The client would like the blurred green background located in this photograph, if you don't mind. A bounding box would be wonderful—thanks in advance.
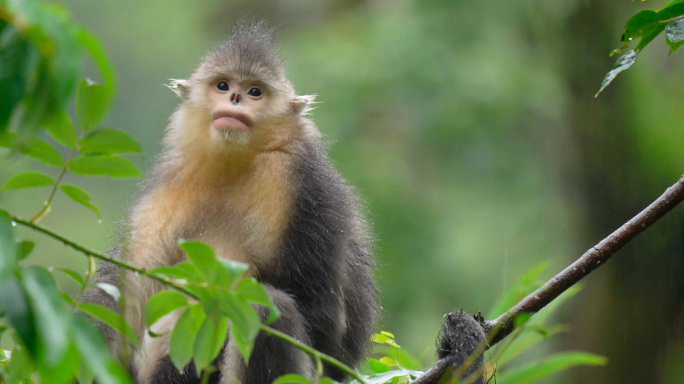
[1,0,683,383]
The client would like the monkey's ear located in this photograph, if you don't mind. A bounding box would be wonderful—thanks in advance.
[290,94,316,115]
[166,79,191,99]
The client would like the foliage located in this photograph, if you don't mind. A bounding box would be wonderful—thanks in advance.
[597,0,684,95]
[348,263,606,384]
[0,0,114,135]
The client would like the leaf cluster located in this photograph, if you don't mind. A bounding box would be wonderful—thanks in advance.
[144,240,280,374]
[597,0,684,95]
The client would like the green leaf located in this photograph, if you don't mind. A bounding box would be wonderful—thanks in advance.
[78,303,138,348]
[0,210,18,279]
[496,351,607,384]
[0,172,55,191]
[363,358,392,374]
[43,110,77,148]
[178,240,225,285]
[193,315,229,373]
[666,0,684,7]
[622,10,659,43]
[76,29,116,99]
[0,131,16,147]
[371,333,401,348]
[17,138,65,168]
[380,331,395,338]
[361,369,418,384]
[68,155,143,178]
[79,128,142,155]
[145,290,189,327]
[487,262,548,319]
[0,25,32,131]
[496,324,568,368]
[150,262,201,283]
[0,278,36,355]
[394,348,423,371]
[272,374,313,384]
[6,344,36,384]
[169,304,206,370]
[235,278,275,306]
[72,315,133,384]
[76,79,109,132]
[22,267,71,376]
[657,2,684,20]
[525,284,582,327]
[218,258,249,287]
[513,313,532,329]
[1,2,83,136]
[235,278,280,324]
[52,267,85,286]
[17,240,35,260]
[60,184,101,219]
[219,292,260,363]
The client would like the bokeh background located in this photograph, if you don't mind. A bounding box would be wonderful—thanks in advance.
[1,0,683,382]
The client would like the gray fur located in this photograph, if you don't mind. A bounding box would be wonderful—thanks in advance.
[437,310,486,383]
[202,20,287,85]
[266,140,377,380]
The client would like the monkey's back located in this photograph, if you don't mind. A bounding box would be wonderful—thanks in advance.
[268,139,377,376]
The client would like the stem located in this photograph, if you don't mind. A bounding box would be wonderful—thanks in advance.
[11,215,200,300]
[29,147,77,223]
[259,325,367,384]
[315,355,324,382]
[70,256,96,308]
[199,366,215,384]
[659,14,684,24]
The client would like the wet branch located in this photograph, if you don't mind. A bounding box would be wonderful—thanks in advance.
[414,174,684,384]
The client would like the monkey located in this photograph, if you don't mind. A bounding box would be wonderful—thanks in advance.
[83,21,377,384]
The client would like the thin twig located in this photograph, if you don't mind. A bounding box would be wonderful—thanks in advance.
[13,215,199,299]
[259,325,367,384]
[29,147,77,223]
[412,174,684,383]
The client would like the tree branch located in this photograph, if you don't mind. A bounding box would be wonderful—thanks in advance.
[414,174,684,383]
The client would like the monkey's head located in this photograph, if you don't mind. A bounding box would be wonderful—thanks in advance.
[167,21,314,151]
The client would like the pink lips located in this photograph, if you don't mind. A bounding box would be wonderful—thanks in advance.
[212,110,253,132]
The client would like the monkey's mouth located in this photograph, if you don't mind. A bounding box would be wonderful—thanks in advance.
[212,110,253,132]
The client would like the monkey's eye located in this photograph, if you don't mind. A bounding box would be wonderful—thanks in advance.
[247,87,263,98]
[216,81,230,92]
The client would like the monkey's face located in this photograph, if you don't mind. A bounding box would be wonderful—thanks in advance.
[204,77,272,145]
[168,65,307,153]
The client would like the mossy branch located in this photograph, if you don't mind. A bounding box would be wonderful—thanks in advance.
[413,174,684,384]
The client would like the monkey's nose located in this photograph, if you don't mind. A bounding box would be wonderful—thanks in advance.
[230,93,241,104]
